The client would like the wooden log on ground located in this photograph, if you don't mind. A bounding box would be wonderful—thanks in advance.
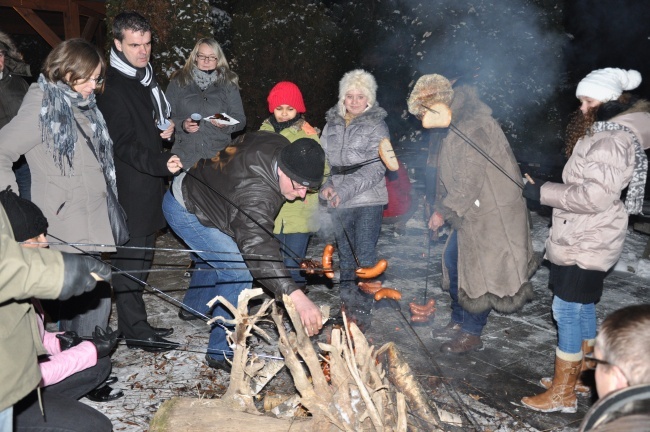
[149,397,311,432]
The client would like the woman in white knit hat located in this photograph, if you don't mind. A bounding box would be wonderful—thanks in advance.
[319,69,389,331]
[521,68,650,413]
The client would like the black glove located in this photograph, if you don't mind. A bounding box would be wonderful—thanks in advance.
[91,325,119,358]
[522,177,546,202]
[59,254,112,301]
[57,331,83,351]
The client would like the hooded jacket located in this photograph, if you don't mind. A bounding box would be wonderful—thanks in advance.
[320,104,389,208]
[0,205,65,411]
[541,99,650,271]
[181,131,298,298]
[435,86,536,314]
[0,65,29,129]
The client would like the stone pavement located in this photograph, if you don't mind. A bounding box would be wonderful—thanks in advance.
[84,197,649,431]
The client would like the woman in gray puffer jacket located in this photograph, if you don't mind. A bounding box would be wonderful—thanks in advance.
[320,69,389,329]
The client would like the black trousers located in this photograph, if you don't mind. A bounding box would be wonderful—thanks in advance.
[14,357,112,431]
[111,232,157,339]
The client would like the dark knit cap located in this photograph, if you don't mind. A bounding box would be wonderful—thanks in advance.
[277,138,325,189]
[0,187,48,242]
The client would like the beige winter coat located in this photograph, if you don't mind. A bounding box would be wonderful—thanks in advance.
[436,86,537,314]
[541,101,650,271]
[0,205,64,411]
[0,84,114,253]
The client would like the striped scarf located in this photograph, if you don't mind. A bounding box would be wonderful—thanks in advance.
[109,45,171,128]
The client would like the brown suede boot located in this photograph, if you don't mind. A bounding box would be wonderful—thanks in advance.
[539,340,594,395]
[521,352,581,413]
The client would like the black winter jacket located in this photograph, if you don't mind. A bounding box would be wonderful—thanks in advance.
[182,131,297,298]
[97,67,173,237]
[0,67,29,129]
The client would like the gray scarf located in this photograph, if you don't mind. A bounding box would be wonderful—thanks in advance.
[191,68,218,91]
[591,121,648,215]
[37,74,117,195]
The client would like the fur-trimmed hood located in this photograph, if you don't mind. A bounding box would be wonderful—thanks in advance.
[0,31,31,77]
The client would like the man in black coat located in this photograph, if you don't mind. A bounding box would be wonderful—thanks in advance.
[97,11,183,352]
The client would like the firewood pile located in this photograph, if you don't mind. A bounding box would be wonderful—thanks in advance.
[150,289,441,431]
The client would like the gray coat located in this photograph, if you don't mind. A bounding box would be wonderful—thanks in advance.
[0,84,114,253]
[320,104,389,208]
[166,78,246,167]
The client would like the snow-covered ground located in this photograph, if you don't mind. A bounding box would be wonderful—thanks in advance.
[70,205,650,431]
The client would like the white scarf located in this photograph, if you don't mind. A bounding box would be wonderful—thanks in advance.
[109,46,171,128]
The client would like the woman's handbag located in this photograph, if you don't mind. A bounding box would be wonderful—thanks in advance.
[75,122,130,245]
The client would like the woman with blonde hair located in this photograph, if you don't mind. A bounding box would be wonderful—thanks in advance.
[166,37,246,167]
[0,38,116,337]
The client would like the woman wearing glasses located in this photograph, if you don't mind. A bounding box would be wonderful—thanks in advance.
[166,38,246,167]
[0,38,115,336]
[319,69,389,331]
[166,38,246,323]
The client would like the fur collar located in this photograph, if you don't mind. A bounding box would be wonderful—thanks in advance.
[325,103,387,125]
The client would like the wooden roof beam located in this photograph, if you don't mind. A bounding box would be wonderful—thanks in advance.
[0,0,69,12]
[13,7,62,47]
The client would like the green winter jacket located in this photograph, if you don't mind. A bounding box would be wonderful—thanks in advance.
[259,117,323,234]
[0,205,65,411]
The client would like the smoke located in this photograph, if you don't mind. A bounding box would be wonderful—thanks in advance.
[369,0,570,154]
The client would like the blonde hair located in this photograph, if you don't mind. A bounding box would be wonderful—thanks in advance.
[41,38,105,92]
[172,38,239,88]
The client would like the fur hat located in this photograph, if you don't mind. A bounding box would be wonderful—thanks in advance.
[407,74,454,118]
[267,81,306,113]
[576,68,642,103]
[277,138,325,189]
[0,31,31,77]
[0,187,48,242]
[337,69,377,117]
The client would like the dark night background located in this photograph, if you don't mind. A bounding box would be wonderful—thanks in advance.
[4,0,650,177]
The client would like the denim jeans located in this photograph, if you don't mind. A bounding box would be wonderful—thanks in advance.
[276,230,310,286]
[162,190,251,360]
[552,296,597,354]
[13,156,31,200]
[333,205,383,310]
[446,230,491,336]
[0,407,12,432]
[182,254,218,316]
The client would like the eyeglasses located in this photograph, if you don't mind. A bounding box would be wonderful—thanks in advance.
[584,352,611,367]
[196,54,218,62]
[291,179,318,194]
[88,76,105,85]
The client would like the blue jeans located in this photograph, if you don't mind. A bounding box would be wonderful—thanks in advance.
[333,205,383,310]
[13,156,31,200]
[162,191,251,360]
[0,406,12,432]
[276,230,310,286]
[446,231,491,336]
[552,296,597,354]
[182,254,218,316]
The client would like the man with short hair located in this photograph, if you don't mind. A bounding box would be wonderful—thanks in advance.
[97,11,183,352]
[579,304,650,431]
[162,132,325,371]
